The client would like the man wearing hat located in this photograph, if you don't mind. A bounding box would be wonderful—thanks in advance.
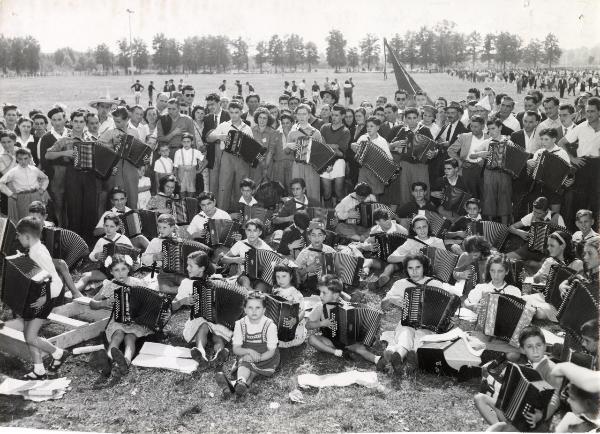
[320,90,337,107]
[89,97,117,137]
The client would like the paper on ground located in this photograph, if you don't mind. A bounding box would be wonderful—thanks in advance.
[298,370,379,388]
[0,377,70,402]
[138,342,193,358]
[132,354,198,374]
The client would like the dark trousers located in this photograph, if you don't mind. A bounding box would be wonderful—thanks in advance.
[461,164,483,199]
[65,167,98,243]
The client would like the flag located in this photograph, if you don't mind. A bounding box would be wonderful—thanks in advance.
[384,38,433,105]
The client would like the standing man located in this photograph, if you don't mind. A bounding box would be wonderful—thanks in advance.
[156,92,169,115]
[537,97,561,132]
[320,104,351,207]
[299,79,306,100]
[433,101,468,186]
[495,96,520,135]
[148,81,156,106]
[218,80,227,97]
[89,97,117,137]
[156,98,194,159]
[29,113,48,167]
[181,85,195,116]
[510,111,541,218]
[558,76,567,99]
[85,113,100,141]
[130,80,144,105]
[242,94,260,127]
[207,101,253,210]
[128,105,148,143]
[203,93,231,195]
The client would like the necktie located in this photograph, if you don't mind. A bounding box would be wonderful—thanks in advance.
[446,123,452,141]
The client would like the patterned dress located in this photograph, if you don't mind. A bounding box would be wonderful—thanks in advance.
[102,277,152,341]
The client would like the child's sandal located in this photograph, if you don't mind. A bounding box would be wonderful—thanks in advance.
[215,371,234,398]
[234,379,248,397]
[110,348,129,376]
[48,350,71,373]
[23,371,47,380]
[212,348,230,366]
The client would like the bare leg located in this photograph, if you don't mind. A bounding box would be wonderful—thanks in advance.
[123,334,136,363]
[347,343,377,363]
[474,393,501,425]
[107,330,125,357]
[24,319,59,355]
[194,324,209,353]
[308,334,338,355]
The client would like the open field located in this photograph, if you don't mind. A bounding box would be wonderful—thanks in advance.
[0,71,571,115]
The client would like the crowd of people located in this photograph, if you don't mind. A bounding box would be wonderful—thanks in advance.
[1,74,599,431]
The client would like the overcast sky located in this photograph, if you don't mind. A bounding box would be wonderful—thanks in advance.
[0,0,598,53]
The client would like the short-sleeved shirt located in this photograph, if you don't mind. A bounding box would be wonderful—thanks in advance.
[173,278,195,303]
[187,209,231,236]
[335,194,376,221]
[565,120,600,157]
[228,239,273,258]
[213,120,253,138]
[232,316,278,350]
[520,211,565,228]
[295,244,336,277]
[174,148,203,167]
[29,240,62,298]
[369,220,408,236]
[153,157,174,174]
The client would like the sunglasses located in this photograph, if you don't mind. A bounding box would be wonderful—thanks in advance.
[185,94,195,97]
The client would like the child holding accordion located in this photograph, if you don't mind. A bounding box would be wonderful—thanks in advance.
[272,264,306,348]
[90,254,150,378]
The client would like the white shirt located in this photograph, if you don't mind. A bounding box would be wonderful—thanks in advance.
[465,282,522,309]
[173,148,203,167]
[213,120,253,138]
[153,156,174,174]
[89,233,133,261]
[369,220,408,236]
[0,164,48,196]
[239,196,258,206]
[96,206,132,230]
[129,121,149,143]
[357,134,392,159]
[565,120,600,157]
[538,116,561,132]
[97,116,115,137]
[16,135,35,148]
[532,145,570,165]
[232,316,278,350]
[523,128,540,154]
[442,121,459,141]
[520,211,565,228]
[466,134,487,163]
[28,240,62,298]
[502,114,521,132]
[187,209,231,236]
[228,238,273,257]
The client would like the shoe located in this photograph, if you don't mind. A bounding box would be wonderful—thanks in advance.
[378,275,390,288]
[215,371,234,399]
[234,379,248,397]
[110,348,129,376]
[405,351,418,375]
[48,349,71,372]
[390,352,404,375]
[191,348,209,370]
[23,371,47,380]
[212,348,230,366]
[376,356,388,372]
[100,351,112,378]
[341,349,354,361]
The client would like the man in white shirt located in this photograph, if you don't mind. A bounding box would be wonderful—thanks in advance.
[207,101,254,211]
[128,105,148,143]
[537,97,561,132]
[89,97,117,137]
[187,192,232,240]
[496,96,521,134]
[557,104,576,139]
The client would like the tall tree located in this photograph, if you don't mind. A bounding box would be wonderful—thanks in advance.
[207,36,230,72]
[284,34,305,71]
[53,47,76,68]
[495,32,521,70]
[152,33,169,72]
[22,36,40,73]
[400,31,418,70]
[450,32,467,66]
[389,33,404,58]
[466,31,481,70]
[0,35,10,73]
[523,39,543,68]
[255,40,268,73]
[347,47,359,72]
[116,38,130,72]
[132,38,149,71]
[165,38,181,73]
[182,36,201,73]
[94,43,113,72]
[481,33,496,67]
[543,33,562,68]
[268,34,285,73]
[326,29,346,72]
[231,37,249,71]
[359,33,380,71]
[304,41,319,72]
[416,26,435,68]
[433,20,456,68]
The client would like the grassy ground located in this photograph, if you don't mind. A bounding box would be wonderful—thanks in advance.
[0,70,572,116]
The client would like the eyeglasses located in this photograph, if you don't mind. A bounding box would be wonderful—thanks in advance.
[185,94,195,97]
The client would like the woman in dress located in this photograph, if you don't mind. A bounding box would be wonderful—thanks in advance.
[250,107,278,183]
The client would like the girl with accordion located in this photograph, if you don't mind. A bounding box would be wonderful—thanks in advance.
[380,252,461,376]
[90,254,150,378]
[387,215,445,265]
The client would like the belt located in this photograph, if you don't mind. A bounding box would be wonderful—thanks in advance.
[16,189,39,195]
[462,161,481,169]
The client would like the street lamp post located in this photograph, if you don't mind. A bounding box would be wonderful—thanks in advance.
[126,8,134,74]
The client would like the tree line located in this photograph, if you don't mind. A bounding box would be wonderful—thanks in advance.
[0,23,565,75]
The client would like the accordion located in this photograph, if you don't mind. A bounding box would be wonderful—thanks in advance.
[322,302,382,347]
[495,363,555,432]
[420,246,459,283]
[41,227,62,260]
[333,251,364,287]
[557,279,599,346]
[205,219,242,247]
[294,135,336,173]
[239,205,273,234]
[531,151,571,192]
[372,232,407,260]
[354,140,400,185]
[265,294,300,342]
[112,284,173,332]
[45,227,89,270]
[0,216,17,256]
[396,132,437,164]
[167,197,199,225]
[102,243,141,263]
[118,210,143,238]
[528,222,569,254]
[544,264,577,310]
[138,209,160,240]
[1,254,52,320]
[190,278,248,330]
[465,220,510,250]
[245,249,286,286]
[486,140,529,177]
[306,207,338,231]
[411,211,451,238]
[224,130,266,168]
[440,185,471,214]
[117,134,153,168]
[73,141,120,179]
[476,293,535,347]
[162,238,211,274]
[402,284,461,333]
[357,202,400,228]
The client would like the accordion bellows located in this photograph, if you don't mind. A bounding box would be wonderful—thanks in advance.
[357,202,401,228]
[73,141,120,179]
[476,293,535,347]
[225,130,266,168]
[42,227,90,270]
[245,249,286,286]
[531,151,571,192]
[557,279,599,346]
[372,232,408,260]
[420,247,459,283]
[354,140,400,185]
[295,136,337,173]
[112,285,173,332]
[465,221,510,250]
[162,238,211,274]
[322,302,382,347]
[190,279,248,330]
[118,134,153,168]
[401,285,460,333]
[528,222,570,254]
[544,264,576,310]
[205,219,242,247]
[0,217,17,256]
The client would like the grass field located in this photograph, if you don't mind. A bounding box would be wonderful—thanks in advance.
[0,70,571,116]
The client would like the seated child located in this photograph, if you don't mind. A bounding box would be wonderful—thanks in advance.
[187,191,233,240]
[0,148,49,223]
[334,182,377,241]
[172,251,229,370]
[95,187,149,251]
[27,200,55,228]
[430,157,469,220]
[554,383,600,432]
[271,264,306,348]
[387,215,446,265]
[445,198,483,244]
[295,221,337,293]
[452,235,493,298]
[572,209,598,258]
[215,291,280,400]
[380,252,461,375]
[137,165,151,210]
[524,231,583,321]
[474,326,561,432]
[395,182,438,229]
[153,143,174,188]
[90,254,150,378]
[277,211,310,259]
[464,254,522,310]
[231,178,258,221]
[76,212,134,293]
[306,275,386,369]
[146,175,179,214]
[174,132,205,198]
[272,177,318,229]
[222,218,273,292]
[14,217,70,379]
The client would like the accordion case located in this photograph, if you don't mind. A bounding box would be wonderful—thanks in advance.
[354,140,400,185]
[402,285,460,333]
[1,254,53,320]
[295,136,337,174]
[531,151,571,192]
[476,293,535,347]
[118,134,153,168]
[557,279,599,346]
[265,294,300,342]
[162,238,211,274]
[417,339,482,380]
[225,130,266,168]
[190,278,248,330]
[420,247,459,283]
[486,140,529,178]
[322,302,382,347]
[495,363,555,432]
[112,284,173,332]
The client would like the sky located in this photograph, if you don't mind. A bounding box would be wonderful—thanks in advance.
[0,0,598,53]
